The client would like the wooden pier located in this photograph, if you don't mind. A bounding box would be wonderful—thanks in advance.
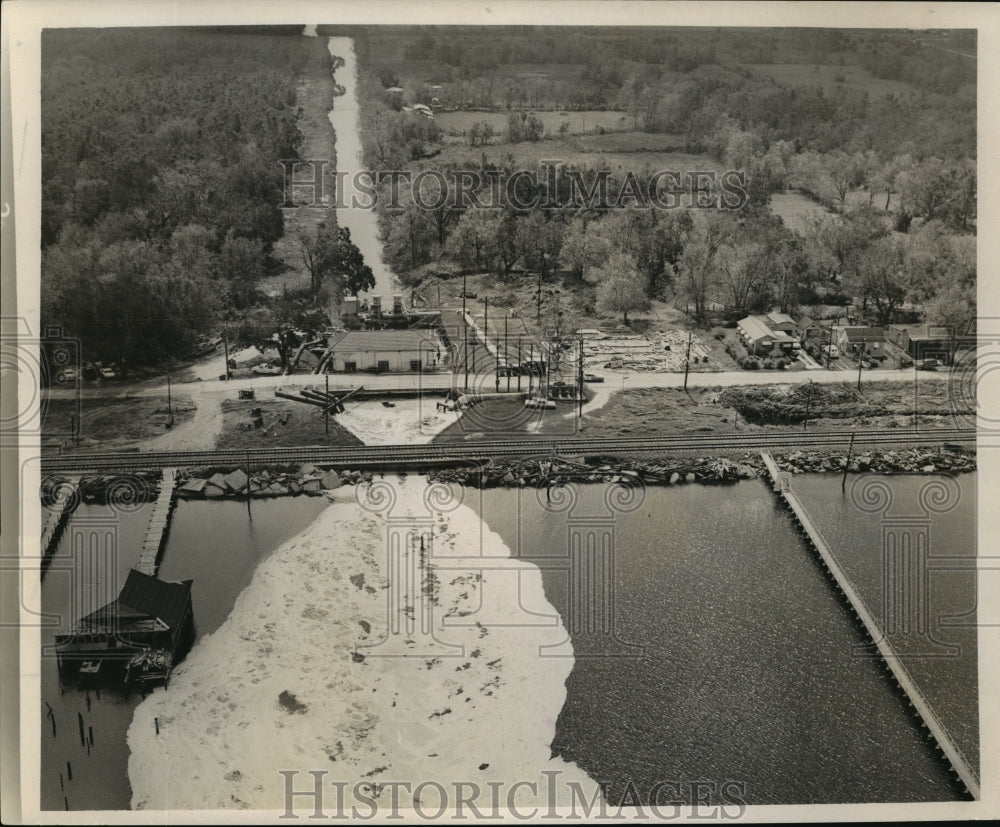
[760,452,979,800]
[41,483,77,557]
[135,468,177,576]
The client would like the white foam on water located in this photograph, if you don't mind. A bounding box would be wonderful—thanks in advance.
[336,399,459,445]
[127,476,600,813]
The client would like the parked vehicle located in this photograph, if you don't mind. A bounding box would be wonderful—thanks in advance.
[99,367,116,379]
[56,368,77,383]
[821,344,840,358]
[583,373,604,383]
[251,363,282,376]
[917,358,939,371]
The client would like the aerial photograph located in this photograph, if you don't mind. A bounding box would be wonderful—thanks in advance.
[20,9,984,820]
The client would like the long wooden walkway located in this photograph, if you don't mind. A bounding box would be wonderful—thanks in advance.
[760,452,979,800]
[41,484,77,556]
[135,468,177,576]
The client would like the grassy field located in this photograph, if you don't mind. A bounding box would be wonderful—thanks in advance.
[43,396,195,450]
[215,399,363,449]
[436,109,631,139]
[769,192,835,234]
[573,131,689,153]
[414,136,725,176]
[743,62,916,99]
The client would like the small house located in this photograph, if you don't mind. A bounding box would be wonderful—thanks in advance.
[737,315,800,355]
[886,324,976,365]
[832,326,886,357]
[764,310,797,334]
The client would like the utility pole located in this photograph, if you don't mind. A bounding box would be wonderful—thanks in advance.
[464,330,469,392]
[857,339,865,391]
[804,380,813,431]
[827,324,835,369]
[517,336,522,392]
[841,427,856,492]
[325,374,330,435]
[504,315,510,392]
[484,296,489,349]
[223,333,230,381]
[537,268,542,324]
[529,342,534,396]
[462,272,467,320]
[245,450,252,519]
[578,336,584,420]
[913,363,918,432]
[683,330,692,392]
[166,369,172,418]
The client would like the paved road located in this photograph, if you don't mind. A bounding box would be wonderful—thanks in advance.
[44,365,951,401]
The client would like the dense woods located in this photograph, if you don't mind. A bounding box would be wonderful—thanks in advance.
[41,28,310,372]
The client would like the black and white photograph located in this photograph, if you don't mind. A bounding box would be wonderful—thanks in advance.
[2,1,997,822]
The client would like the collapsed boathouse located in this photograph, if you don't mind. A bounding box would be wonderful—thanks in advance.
[54,569,193,685]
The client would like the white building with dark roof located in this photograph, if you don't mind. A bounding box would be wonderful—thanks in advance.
[326,330,443,373]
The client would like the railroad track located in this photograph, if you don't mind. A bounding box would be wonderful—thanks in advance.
[39,428,977,472]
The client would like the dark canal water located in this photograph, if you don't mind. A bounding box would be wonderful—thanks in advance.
[39,497,327,811]
[40,474,976,809]
[463,474,977,804]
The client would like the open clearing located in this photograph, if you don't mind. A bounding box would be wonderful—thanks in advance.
[215,399,363,449]
[742,62,916,99]
[436,109,631,139]
[43,396,195,451]
[413,137,725,175]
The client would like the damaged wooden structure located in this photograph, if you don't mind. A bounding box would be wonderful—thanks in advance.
[54,569,193,686]
[274,385,363,414]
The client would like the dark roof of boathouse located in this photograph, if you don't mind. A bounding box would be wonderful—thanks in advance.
[77,569,192,633]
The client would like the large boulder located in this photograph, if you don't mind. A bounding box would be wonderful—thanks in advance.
[321,471,342,489]
[224,469,248,492]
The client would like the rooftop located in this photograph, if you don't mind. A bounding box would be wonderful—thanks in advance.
[75,570,192,633]
[329,330,440,351]
[765,310,796,327]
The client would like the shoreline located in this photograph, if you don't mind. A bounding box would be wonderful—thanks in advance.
[126,476,600,811]
[42,444,976,507]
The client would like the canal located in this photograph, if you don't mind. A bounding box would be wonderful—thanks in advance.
[39,473,976,809]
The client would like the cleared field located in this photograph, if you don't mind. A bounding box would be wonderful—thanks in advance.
[770,190,898,235]
[215,399,363,450]
[415,137,725,176]
[574,131,688,153]
[43,396,195,450]
[743,62,916,99]
[436,109,630,138]
[769,192,834,234]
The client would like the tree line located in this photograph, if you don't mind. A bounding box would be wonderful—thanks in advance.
[41,28,315,373]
